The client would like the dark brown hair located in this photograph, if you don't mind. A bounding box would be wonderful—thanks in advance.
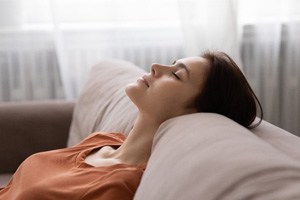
[195,51,263,128]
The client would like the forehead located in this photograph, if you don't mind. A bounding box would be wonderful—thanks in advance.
[179,56,208,68]
[178,56,210,82]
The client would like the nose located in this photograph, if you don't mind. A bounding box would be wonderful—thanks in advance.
[151,63,170,77]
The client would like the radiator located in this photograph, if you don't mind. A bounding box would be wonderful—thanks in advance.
[0,32,64,101]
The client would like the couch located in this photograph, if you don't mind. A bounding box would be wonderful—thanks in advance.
[1,59,300,199]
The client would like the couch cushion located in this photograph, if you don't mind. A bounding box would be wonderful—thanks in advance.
[134,113,300,200]
[68,60,145,147]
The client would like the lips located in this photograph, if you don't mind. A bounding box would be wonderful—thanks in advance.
[142,75,150,87]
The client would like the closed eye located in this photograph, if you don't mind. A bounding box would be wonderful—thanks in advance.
[172,72,180,80]
[172,60,190,80]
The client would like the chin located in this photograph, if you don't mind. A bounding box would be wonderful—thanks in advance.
[125,83,147,110]
[125,82,135,95]
[125,83,139,104]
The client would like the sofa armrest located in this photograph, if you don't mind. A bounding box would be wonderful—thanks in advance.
[0,100,75,173]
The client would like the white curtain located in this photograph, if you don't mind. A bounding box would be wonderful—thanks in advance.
[178,0,241,66]
[238,0,300,134]
[0,0,299,134]
[49,0,185,99]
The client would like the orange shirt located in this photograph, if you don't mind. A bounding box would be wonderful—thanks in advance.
[0,132,146,200]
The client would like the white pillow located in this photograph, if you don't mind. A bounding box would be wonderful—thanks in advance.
[134,113,300,200]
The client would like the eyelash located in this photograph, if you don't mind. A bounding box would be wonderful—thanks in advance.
[172,72,180,80]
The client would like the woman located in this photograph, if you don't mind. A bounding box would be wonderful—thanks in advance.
[0,51,263,200]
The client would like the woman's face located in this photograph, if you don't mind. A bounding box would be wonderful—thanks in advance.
[126,56,211,122]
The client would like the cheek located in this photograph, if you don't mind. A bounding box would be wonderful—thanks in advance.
[149,82,178,99]
[175,86,200,107]
[152,85,197,107]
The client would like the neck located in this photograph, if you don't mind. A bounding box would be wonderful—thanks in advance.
[113,113,161,165]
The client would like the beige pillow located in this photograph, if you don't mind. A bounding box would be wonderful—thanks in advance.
[134,113,300,200]
[67,59,145,147]
[251,120,300,162]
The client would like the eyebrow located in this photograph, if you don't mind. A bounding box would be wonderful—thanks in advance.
[172,60,190,79]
